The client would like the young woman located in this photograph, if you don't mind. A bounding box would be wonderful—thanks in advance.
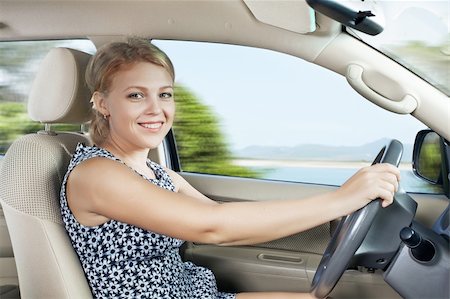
[60,38,400,299]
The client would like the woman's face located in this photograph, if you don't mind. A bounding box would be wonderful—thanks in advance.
[98,61,175,150]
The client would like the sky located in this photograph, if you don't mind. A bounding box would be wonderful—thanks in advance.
[151,1,448,150]
[153,40,427,150]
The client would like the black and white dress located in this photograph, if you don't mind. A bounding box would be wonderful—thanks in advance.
[60,143,236,299]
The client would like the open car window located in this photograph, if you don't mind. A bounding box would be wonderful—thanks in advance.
[153,40,440,194]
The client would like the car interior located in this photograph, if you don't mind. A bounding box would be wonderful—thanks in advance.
[0,1,449,298]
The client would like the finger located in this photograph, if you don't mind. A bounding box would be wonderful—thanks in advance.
[379,178,397,207]
[382,179,396,195]
[378,188,395,208]
[380,163,401,181]
[369,164,401,184]
[371,162,400,174]
[380,173,399,192]
[370,162,399,173]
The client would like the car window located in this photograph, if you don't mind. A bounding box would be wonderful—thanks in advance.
[351,2,449,96]
[154,40,441,194]
[0,39,96,154]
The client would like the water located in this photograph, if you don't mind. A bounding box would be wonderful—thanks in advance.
[250,166,442,194]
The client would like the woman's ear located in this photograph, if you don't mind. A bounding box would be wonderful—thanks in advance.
[91,91,110,116]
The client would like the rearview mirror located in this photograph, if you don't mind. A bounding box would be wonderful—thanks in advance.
[306,0,384,35]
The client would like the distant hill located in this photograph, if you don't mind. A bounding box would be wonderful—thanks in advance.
[235,139,413,162]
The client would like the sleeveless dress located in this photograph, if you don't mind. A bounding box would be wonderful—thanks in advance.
[60,143,236,299]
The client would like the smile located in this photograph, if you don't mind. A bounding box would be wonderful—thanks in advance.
[139,122,163,129]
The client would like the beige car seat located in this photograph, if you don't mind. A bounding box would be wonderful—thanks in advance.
[0,48,94,298]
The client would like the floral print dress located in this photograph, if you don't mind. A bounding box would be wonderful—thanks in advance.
[60,144,235,299]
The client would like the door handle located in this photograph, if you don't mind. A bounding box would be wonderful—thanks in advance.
[346,64,418,114]
[258,253,303,264]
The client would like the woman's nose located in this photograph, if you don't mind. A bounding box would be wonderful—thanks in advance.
[144,96,162,114]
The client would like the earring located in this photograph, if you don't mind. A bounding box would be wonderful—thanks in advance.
[103,114,108,120]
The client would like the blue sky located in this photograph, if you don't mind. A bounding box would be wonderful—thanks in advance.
[154,40,427,150]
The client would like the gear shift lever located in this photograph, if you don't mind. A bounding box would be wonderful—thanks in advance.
[400,227,435,262]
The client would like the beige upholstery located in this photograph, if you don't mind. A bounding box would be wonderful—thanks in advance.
[28,48,92,124]
[0,191,19,298]
[0,48,94,298]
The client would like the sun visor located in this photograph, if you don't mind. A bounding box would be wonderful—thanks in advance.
[243,0,316,34]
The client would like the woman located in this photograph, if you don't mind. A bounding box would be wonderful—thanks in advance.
[60,38,400,299]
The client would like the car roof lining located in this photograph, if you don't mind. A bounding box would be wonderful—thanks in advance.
[0,0,339,61]
[243,0,317,34]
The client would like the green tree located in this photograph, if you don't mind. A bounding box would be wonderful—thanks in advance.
[0,41,258,178]
[173,85,260,178]
[418,139,441,181]
[0,102,42,152]
[0,101,82,154]
[389,38,450,95]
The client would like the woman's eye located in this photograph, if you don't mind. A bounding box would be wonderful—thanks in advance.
[160,92,173,99]
[128,92,144,100]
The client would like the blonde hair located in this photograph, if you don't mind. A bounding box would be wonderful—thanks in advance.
[85,38,175,145]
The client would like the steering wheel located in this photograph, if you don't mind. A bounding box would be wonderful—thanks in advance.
[310,140,403,298]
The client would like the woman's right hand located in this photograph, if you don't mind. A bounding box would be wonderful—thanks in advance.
[334,163,401,214]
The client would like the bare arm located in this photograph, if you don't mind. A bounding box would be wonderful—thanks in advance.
[67,158,399,246]
[165,167,212,202]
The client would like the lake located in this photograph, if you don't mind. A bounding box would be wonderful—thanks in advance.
[234,159,441,194]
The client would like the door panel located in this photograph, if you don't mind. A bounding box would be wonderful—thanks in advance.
[183,244,314,292]
[409,194,449,228]
[180,172,447,298]
[181,172,335,202]
[184,243,401,298]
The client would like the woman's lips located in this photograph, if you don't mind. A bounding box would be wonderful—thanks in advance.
[138,122,163,130]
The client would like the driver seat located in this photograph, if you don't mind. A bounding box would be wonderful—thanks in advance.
[0,47,94,298]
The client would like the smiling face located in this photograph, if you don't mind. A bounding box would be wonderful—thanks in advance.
[93,62,175,151]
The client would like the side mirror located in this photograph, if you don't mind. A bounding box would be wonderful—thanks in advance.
[413,130,450,197]
[413,130,442,184]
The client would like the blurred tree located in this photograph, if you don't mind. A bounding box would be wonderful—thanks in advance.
[0,41,257,178]
[389,38,450,95]
[418,139,442,181]
[0,101,90,153]
[0,41,88,153]
[0,42,54,102]
[173,85,260,178]
[0,102,42,152]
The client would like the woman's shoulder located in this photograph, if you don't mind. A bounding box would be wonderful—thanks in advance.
[70,143,126,171]
[67,143,120,171]
[72,143,116,162]
[64,146,139,228]
[66,148,146,209]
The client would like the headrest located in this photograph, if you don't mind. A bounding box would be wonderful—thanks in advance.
[28,48,93,124]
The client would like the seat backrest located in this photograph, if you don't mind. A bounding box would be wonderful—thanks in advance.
[0,47,94,298]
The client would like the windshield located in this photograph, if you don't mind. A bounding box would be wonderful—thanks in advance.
[349,1,449,96]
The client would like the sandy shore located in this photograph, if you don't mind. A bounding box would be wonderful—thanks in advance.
[233,159,412,170]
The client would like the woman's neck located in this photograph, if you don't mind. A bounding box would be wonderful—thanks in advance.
[100,138,151,172]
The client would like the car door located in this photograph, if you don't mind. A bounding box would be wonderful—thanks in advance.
[153,39,449,298]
